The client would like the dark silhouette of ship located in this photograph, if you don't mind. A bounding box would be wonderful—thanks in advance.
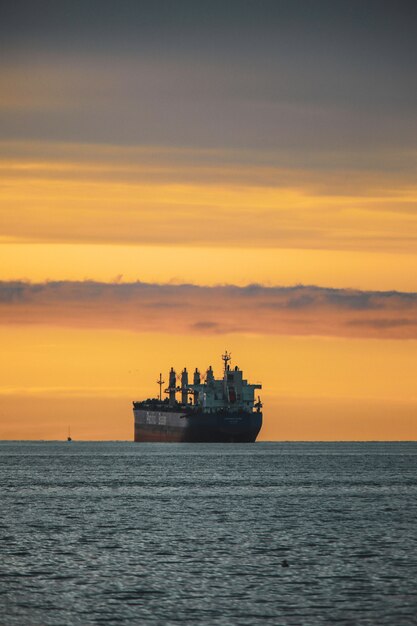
[133,352,262,442]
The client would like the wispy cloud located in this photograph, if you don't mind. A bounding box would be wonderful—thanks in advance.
[1,280,416,339]
[1,141,416,252]
[1,0,415,151]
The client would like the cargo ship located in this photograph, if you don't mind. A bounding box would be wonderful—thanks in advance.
[133,352,262,442]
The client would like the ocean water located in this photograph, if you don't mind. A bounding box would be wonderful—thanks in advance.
[1,442,416,625]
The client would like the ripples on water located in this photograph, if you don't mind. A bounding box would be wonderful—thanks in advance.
[1,442,416,625]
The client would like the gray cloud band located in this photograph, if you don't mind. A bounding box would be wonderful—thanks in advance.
[1,281,416,339]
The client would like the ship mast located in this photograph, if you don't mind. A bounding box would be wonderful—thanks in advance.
[222,350,231,373]
[156,373,165,401]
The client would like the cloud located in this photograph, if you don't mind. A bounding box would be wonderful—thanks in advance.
[1,280,416,339]
[192,321,220,331]
[1,141,416,253]
[1,1,416,152]
[347,318,416,329]
[1,52,415,152]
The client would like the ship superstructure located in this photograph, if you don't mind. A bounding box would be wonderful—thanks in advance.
[133,352,262,442]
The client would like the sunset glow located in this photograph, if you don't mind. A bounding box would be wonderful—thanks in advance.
[1,1,416,440]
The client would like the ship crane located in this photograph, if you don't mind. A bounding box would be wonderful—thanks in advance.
[164,367,177,406]
[156,373,165,401]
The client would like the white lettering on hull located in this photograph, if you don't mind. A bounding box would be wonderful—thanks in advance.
[145,411,168,426]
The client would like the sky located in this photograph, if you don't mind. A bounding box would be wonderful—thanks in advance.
[0,0,416,440]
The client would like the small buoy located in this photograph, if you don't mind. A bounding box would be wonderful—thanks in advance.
[281,559,289,567]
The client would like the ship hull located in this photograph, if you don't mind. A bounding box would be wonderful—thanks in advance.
[134,408,262,443]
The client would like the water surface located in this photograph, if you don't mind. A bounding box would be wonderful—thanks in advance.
[1,442,416,625]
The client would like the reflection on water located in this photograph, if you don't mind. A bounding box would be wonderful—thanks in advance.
[1,442,416,625]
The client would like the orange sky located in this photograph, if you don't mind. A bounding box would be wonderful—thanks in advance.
[0,142,416,439]
[1,328,416,440]
[1,3,416,440]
